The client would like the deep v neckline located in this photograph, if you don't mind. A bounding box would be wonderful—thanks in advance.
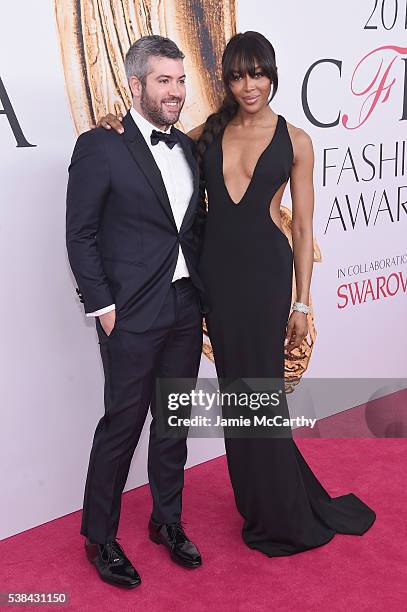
[220,114,281,206]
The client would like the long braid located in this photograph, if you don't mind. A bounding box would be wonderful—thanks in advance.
[195,97,238,223]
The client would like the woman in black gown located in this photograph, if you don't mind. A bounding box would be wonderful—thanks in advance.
[98,31,375,557]
[192,31,375,556]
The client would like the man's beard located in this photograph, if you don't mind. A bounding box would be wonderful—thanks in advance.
[140,87,183,127]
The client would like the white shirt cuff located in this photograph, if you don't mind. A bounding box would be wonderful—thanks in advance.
[86,304,116,317]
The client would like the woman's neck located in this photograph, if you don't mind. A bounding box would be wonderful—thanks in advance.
[233,105,277,128]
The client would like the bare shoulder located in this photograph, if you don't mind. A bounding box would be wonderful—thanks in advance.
[287,121,314,163]
[187,123,205,142]
[285,121,314,160]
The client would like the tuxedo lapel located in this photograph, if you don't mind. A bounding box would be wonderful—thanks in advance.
[121,112,176,228]
[174,129,200,233]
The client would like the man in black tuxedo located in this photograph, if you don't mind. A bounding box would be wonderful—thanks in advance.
[66,35,205,588]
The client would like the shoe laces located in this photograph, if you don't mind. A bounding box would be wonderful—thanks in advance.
[167,521,188,545]
[103,538,125,564]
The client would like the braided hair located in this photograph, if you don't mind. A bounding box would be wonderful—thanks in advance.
[196,31,279,219]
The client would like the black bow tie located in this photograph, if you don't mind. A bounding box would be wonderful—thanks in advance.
[150,128,178,149]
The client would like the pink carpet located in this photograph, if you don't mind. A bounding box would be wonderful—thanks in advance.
[2,439,406,611]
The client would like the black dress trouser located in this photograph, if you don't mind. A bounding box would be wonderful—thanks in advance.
[80,279,203,545]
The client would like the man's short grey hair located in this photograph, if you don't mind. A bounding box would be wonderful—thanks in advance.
[124,35,185,84]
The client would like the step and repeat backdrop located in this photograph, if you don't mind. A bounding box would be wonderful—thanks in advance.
[0,1,406,538]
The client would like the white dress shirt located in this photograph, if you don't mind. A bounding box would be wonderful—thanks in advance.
[87,107,194,317]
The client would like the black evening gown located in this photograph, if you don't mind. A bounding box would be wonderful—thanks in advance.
[199,115,375,556]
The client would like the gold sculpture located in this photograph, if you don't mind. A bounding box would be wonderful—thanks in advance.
[55,0,320,381]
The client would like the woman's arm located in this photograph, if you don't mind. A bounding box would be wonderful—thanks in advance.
[284,126,315,352]
[290,127,315,306]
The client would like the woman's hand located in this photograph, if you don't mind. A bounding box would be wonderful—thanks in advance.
[97,113,124,134]
[284,310,308,352]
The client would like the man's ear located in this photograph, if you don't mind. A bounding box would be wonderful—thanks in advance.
[129,75,142,98]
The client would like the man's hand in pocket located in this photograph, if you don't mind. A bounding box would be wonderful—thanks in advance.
[100,310,116,336]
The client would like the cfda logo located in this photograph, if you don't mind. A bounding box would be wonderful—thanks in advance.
[302,45,407,130]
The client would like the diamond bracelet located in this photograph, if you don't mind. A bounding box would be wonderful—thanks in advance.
[292,301,310,314]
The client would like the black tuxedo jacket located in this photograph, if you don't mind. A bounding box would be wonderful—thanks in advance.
[66,112,206,333]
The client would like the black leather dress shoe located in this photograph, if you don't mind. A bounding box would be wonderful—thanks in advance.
[148,519,202,568]
[85,538,141,588]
